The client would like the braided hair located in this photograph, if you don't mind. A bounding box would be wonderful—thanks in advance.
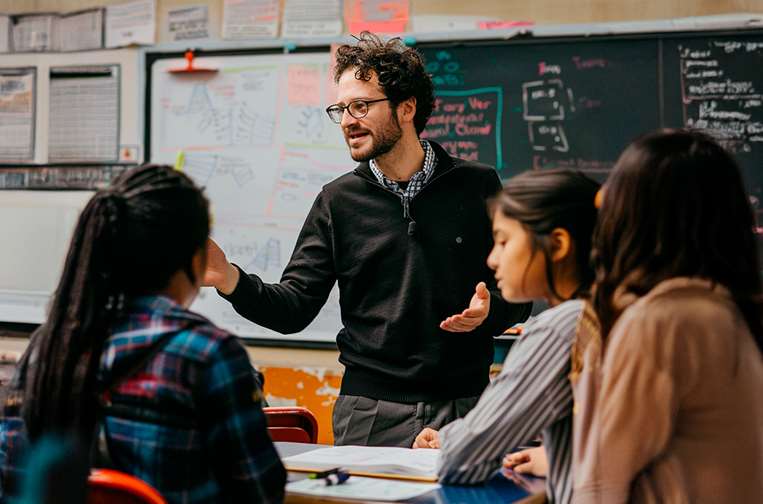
[22,164,210,444]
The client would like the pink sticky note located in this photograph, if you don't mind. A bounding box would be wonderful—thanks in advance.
[288,65,322,106]
[345,0,409,34]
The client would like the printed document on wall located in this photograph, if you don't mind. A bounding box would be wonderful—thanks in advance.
[0,68,35,161]
[0,16,10,52]
[283,0,342,38]
[106,0,156,48]
[165,5,209,41]
[12,15,56,52]
[48,65,120,162]
[56,9,103,51]
[223,0,279,39]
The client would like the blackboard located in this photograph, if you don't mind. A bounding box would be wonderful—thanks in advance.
[417,30,763,219]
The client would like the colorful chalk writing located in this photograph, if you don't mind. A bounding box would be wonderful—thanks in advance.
[421,87,504,169]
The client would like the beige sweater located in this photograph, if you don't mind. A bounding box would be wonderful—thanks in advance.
[572,278,763,503]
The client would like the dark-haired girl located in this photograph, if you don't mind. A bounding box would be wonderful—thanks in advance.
[413,169,600,504]
[0,165,286,503]
[572,130,763,503]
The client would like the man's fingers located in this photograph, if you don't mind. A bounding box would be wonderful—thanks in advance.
[441,320,474,332]
[460,308,487,318]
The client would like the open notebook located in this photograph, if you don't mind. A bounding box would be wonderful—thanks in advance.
[282,445,441,482]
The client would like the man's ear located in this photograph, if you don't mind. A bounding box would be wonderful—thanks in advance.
[397,96,417,125]
[549,228,572,263]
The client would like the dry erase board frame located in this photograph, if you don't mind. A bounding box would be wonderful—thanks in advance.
[144,45,346,349]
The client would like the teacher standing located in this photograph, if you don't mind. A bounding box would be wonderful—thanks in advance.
[204,32,530,447]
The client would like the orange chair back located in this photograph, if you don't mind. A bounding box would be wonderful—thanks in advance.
[88,469,166,504]
[263,406,319,443]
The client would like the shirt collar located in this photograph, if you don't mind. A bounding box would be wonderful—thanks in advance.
[369,140,436,186]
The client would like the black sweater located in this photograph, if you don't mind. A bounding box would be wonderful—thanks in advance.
[223,142,531,402]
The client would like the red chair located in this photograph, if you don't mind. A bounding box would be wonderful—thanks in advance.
[263,406,319,443]
[88,469,166,504]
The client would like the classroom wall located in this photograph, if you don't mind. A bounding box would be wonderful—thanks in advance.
[2,0,762,31]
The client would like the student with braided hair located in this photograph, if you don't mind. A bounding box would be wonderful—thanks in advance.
[0,165,286,503]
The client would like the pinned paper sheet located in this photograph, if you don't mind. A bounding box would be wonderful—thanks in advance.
[0,16,9,52]
[344,0,409,34]
[0,69,36,161]
[288,64,322,106]
[165,4,209,42]
[12,15,56,52]
[56,9,104,51]
[283,0,342,38]
[106,0,156,48]
[222,0,280,40]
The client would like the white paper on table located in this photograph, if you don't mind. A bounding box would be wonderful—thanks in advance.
[106,0,156,48]
[165,4,209,42]
[56,9,103,51]
[48,65,119,162]
[222,0,280,40]
[11,15,56,52]
[282,0,341,38]
[287,476,439,501]
[0,69,35,161]
[0,16,10,53]
[283,445,440,478]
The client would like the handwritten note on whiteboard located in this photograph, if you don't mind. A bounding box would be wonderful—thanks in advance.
[288,64,322,106]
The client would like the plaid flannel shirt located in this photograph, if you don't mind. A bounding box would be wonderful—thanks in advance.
[369,140,436,219]
[0,295,285,504]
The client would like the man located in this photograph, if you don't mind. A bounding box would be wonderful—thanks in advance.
[204,32,531,447]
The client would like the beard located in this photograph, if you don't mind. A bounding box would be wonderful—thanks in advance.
[345,113,403,162]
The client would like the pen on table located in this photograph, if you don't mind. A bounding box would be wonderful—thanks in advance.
[308,467,340,479]
[322,471,350,486]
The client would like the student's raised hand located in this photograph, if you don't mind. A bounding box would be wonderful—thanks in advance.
[203,238,240,295]
[440,282,491,332]
[412,428,441,449]
[503,446,548,477]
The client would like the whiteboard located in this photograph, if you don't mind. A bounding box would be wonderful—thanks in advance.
[0,191,92,323]
[150,51,350,343]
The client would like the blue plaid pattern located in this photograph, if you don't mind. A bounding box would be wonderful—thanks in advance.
[370,140,436,219]
[0,296,286,504]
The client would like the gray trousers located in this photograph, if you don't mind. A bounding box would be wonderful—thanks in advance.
[332,394,480,448]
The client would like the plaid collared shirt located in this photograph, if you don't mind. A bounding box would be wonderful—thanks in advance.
[370,140,436,219]
[0,296,285,504]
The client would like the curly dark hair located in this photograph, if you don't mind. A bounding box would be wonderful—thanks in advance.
[334,32,434,135]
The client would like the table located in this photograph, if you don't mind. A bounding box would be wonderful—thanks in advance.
[276,442,545,503]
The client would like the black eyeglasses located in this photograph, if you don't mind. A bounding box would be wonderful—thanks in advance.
[325,98,389,124]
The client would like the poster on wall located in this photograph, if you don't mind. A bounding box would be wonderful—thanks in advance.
[0,68,35,162]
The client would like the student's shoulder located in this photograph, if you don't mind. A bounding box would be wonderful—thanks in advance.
[523,299,584,341]
[165,309,247,363]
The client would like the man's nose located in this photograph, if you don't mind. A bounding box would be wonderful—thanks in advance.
[340,108,358,128]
